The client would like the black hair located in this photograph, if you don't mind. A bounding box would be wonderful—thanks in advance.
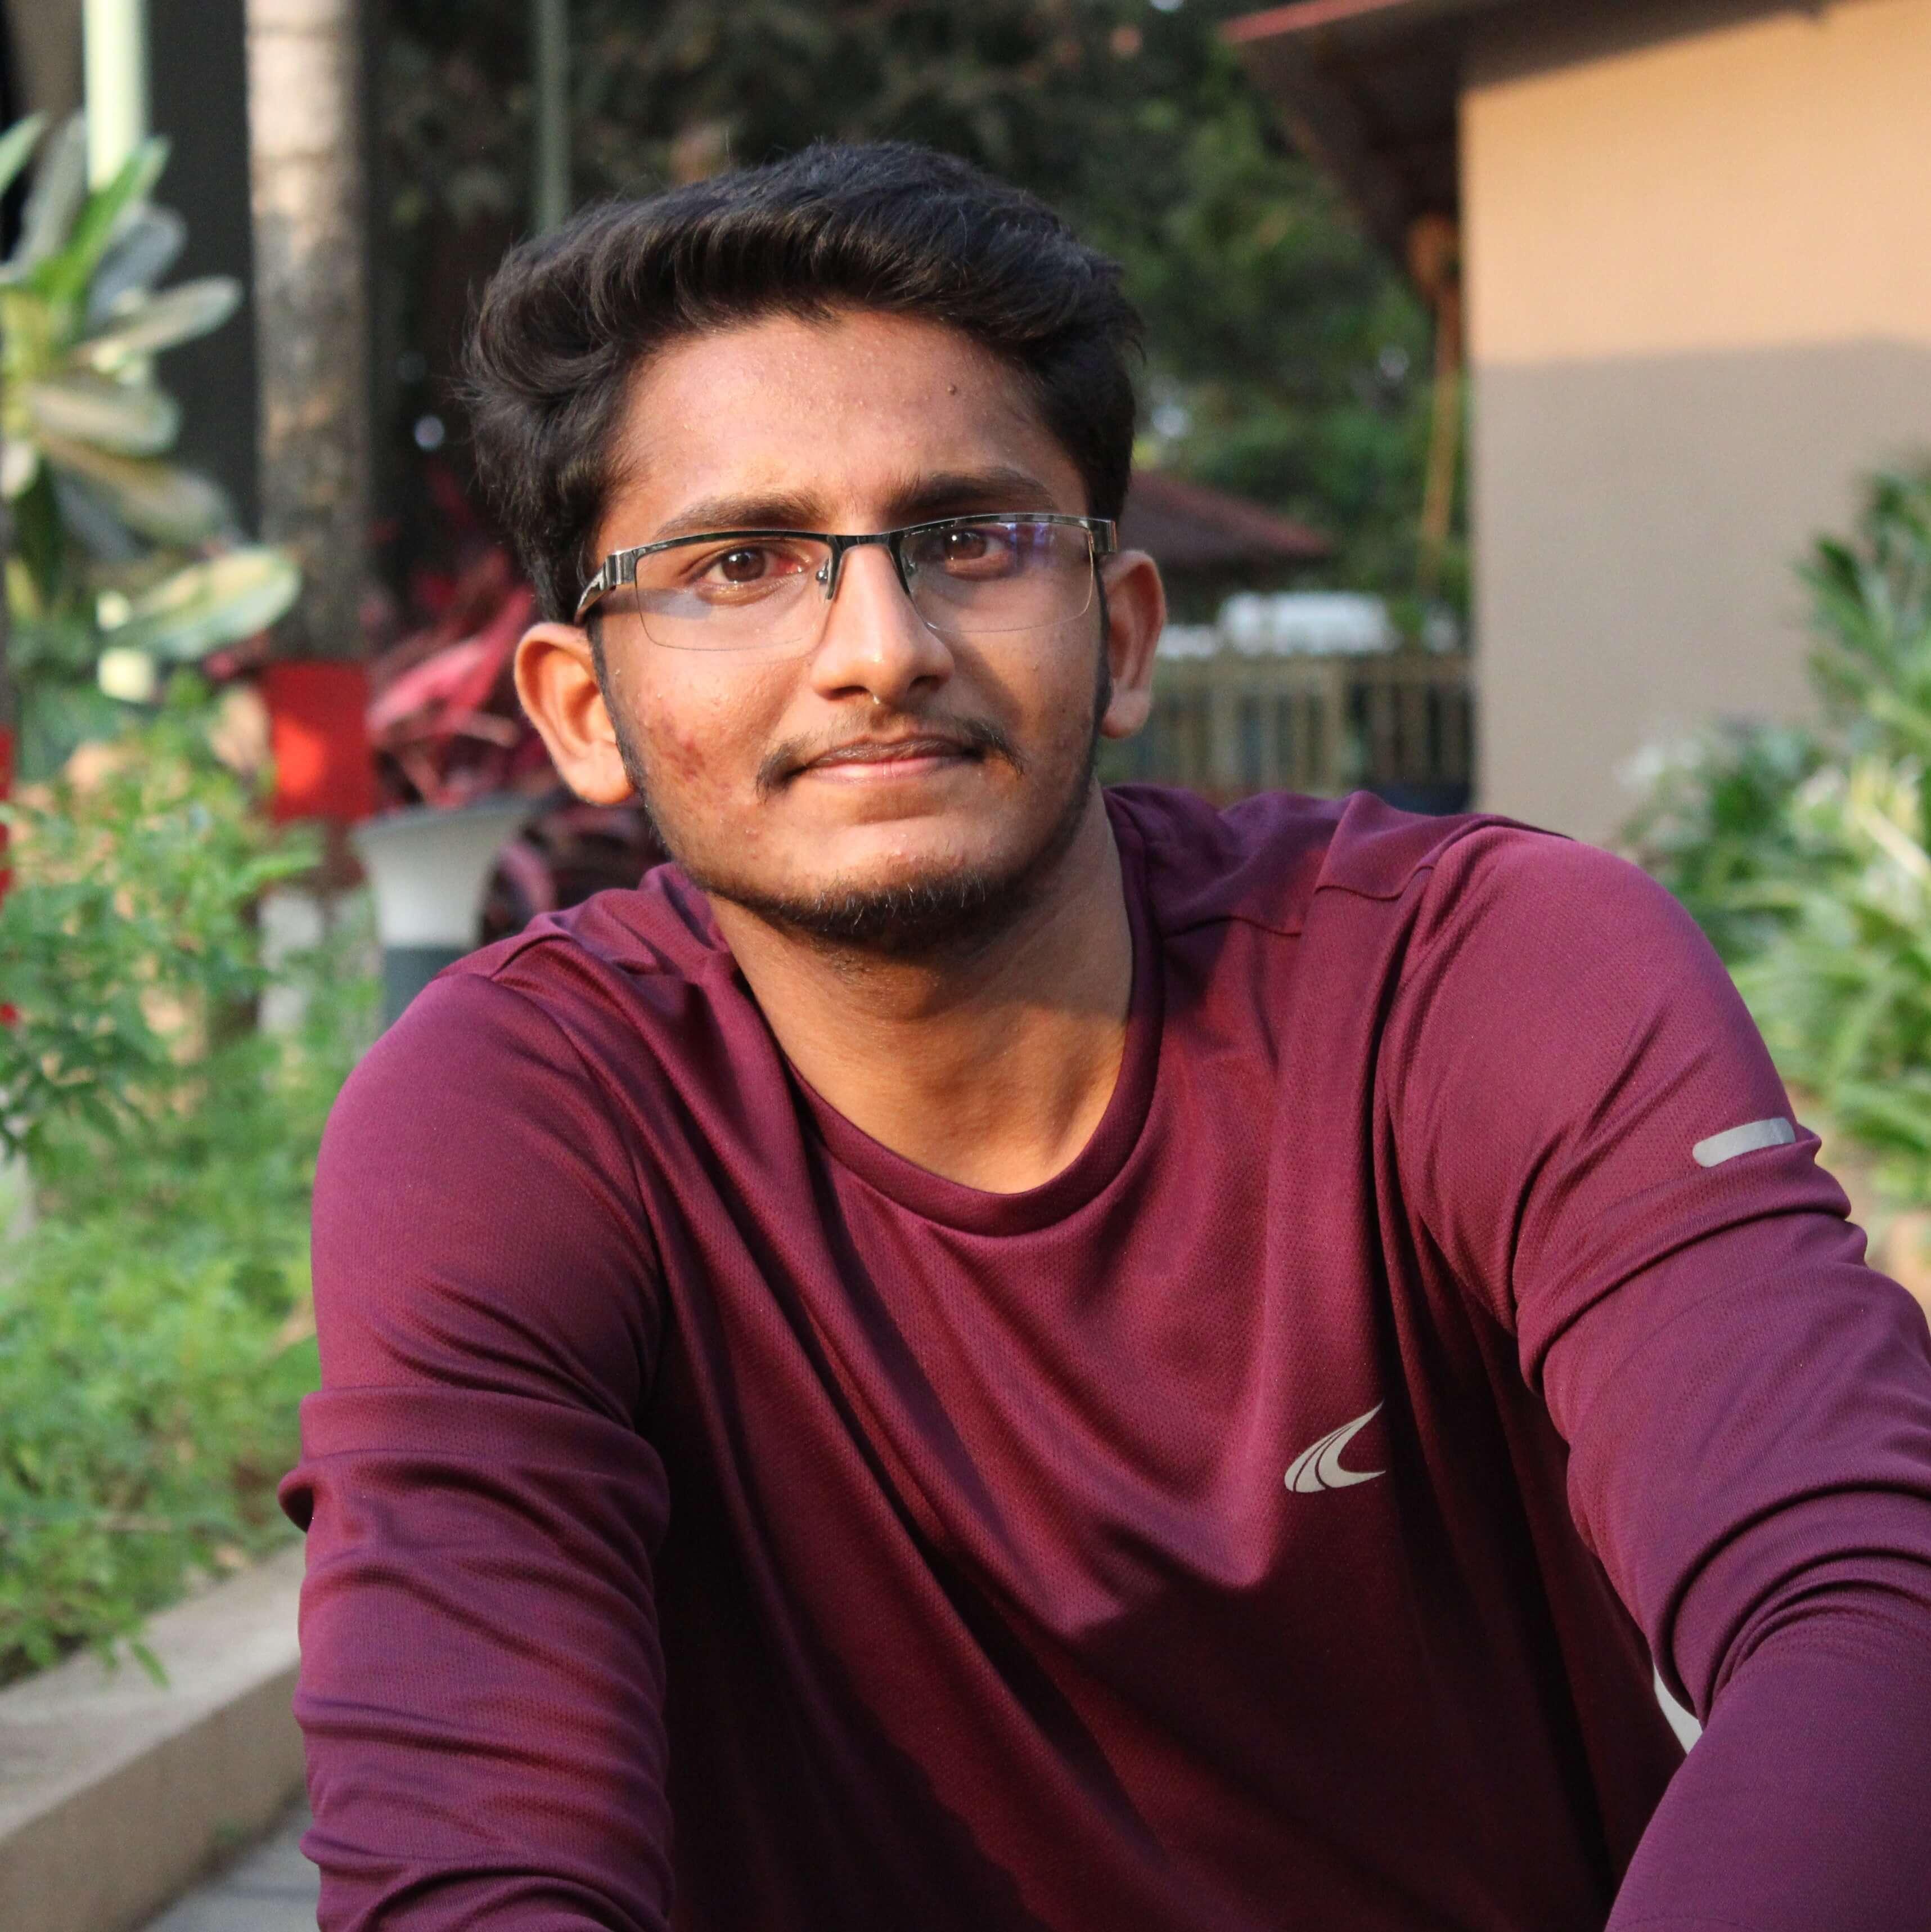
[463,141,1142,623]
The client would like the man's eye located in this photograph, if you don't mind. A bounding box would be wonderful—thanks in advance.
[714,547,771,584]
[935,527,1019,572]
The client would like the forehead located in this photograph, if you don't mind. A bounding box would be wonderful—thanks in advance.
[600,309,1086,543]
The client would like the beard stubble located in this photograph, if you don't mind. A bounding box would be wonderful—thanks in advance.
[604,631,1113,964]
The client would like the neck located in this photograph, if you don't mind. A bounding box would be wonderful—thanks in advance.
[708,792,1135,1193]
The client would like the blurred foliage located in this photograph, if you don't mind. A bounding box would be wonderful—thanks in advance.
[0,683,317,1164]
[1622,466,1931,1201]
[377,0,1442,602]
[1735,757,1931,1200]
[0,1218,323,1686]
[0,695,373,1682]
[1619,722,1825,964]
[1805,468,1931,760]
[1,115,299,779]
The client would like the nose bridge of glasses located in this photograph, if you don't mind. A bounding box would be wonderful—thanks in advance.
[820,531,913,604]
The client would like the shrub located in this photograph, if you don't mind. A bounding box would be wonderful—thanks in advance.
[0,693,371,1681]
[1618,721,1824,964]
[0,1211,322,1682]
[1734,757,1931,1201]
[1621,465,1931,1204]
[0,683,319,1166]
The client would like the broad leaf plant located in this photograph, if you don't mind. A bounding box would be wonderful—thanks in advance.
[0,114,300,778]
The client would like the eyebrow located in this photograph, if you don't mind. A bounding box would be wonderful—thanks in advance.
[643,465,1066,543]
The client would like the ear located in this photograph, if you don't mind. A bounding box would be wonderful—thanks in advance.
[1097,549,1165,741]
[514,621,637,805]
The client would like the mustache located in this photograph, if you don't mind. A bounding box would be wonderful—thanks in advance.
[755,714,1025,796]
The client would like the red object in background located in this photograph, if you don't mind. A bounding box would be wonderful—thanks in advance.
[365,549,551,812]
[366,573,536,810]
[264,660,377,824]
[362,546,665,923]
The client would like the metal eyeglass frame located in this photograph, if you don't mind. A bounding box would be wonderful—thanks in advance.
[573,511,1118,627]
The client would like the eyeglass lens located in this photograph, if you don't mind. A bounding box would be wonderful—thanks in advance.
[614,519,1097,654]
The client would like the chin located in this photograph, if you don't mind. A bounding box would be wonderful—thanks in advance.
[651,752,1103,961]
[689,830,1063,961]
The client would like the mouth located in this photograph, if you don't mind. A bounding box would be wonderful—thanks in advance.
[800,734,983,780]
[760,718,1021,794]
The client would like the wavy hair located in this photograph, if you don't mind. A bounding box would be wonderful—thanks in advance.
[464,141,1141,623]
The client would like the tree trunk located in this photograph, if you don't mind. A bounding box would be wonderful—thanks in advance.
[244,0,370,659]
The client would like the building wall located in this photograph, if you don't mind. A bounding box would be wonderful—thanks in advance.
[1462,0,1931,842]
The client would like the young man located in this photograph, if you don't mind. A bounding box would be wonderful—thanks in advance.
[282,145,1931,1930]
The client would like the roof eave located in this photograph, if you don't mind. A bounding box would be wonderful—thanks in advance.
[1225,0,1527,267]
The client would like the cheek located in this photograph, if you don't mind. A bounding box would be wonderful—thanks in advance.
[630,660,790,800]
[1019,630,1108,753]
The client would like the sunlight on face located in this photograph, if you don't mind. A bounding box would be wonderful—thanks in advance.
[587,310,1123,948]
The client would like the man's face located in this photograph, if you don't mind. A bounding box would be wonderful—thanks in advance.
[516,309,1162,955]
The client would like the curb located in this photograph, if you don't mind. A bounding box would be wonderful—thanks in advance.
[0,1543,307,1932]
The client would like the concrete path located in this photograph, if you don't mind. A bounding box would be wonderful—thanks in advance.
[138,1801,316,1932]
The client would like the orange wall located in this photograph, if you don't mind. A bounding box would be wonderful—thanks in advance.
[1461,0,1931,841]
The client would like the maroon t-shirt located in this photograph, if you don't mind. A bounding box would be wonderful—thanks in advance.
[283,787,1931,1931]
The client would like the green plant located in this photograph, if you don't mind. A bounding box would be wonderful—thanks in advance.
[1804,468,1931,769]
[0,695,373,1682]
[1618,721,1824,963]
[1622,466,1931,1201]
[0,114,300,778]
[0,1209,323,1684]
[0,681,319,1165]
[1735,756,1931,1199]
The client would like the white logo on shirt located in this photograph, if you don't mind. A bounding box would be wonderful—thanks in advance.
[1285,1404,1386,1493]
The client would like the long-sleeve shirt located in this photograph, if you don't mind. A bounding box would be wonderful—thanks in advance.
[281,785,1931,1930]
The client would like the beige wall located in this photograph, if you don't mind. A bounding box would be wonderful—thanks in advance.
[1462,0,1931,842]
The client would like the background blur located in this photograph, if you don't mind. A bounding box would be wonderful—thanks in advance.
[1,7,1928,1929]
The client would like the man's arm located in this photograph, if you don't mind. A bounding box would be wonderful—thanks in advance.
[1386,829,1931,1931]
[279,969,674,1932]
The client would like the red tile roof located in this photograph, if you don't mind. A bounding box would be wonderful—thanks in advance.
[1119,470,1330,572]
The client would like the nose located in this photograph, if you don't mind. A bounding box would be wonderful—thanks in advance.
[807,540,953,708]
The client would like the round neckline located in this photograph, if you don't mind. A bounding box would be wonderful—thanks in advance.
[787,801,1164,1235]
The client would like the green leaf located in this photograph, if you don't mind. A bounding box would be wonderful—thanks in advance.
[37,137,171,308]
[78,277,241,369]
[85,206,187,318]
[26,375,181,455]
[126,1638,168,1688]
[0,114,47,204]
[15,677,128,781]
[39,436,231,544]
[110,549,303,662]
[13,115,87,268]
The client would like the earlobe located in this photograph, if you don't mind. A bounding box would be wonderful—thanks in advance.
[1098,551,1164,742]
[514,622,637,804]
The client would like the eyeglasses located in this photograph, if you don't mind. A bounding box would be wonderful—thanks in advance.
[575,513,1117,656]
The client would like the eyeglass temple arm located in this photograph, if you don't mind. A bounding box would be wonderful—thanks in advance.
[573,568,605,624]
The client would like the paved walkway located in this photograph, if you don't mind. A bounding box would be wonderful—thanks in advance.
[139,1801,317,1931]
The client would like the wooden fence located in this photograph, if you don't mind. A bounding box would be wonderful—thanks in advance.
[1103,650,1474,806]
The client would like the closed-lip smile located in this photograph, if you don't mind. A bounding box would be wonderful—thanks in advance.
[796,734,982,779]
